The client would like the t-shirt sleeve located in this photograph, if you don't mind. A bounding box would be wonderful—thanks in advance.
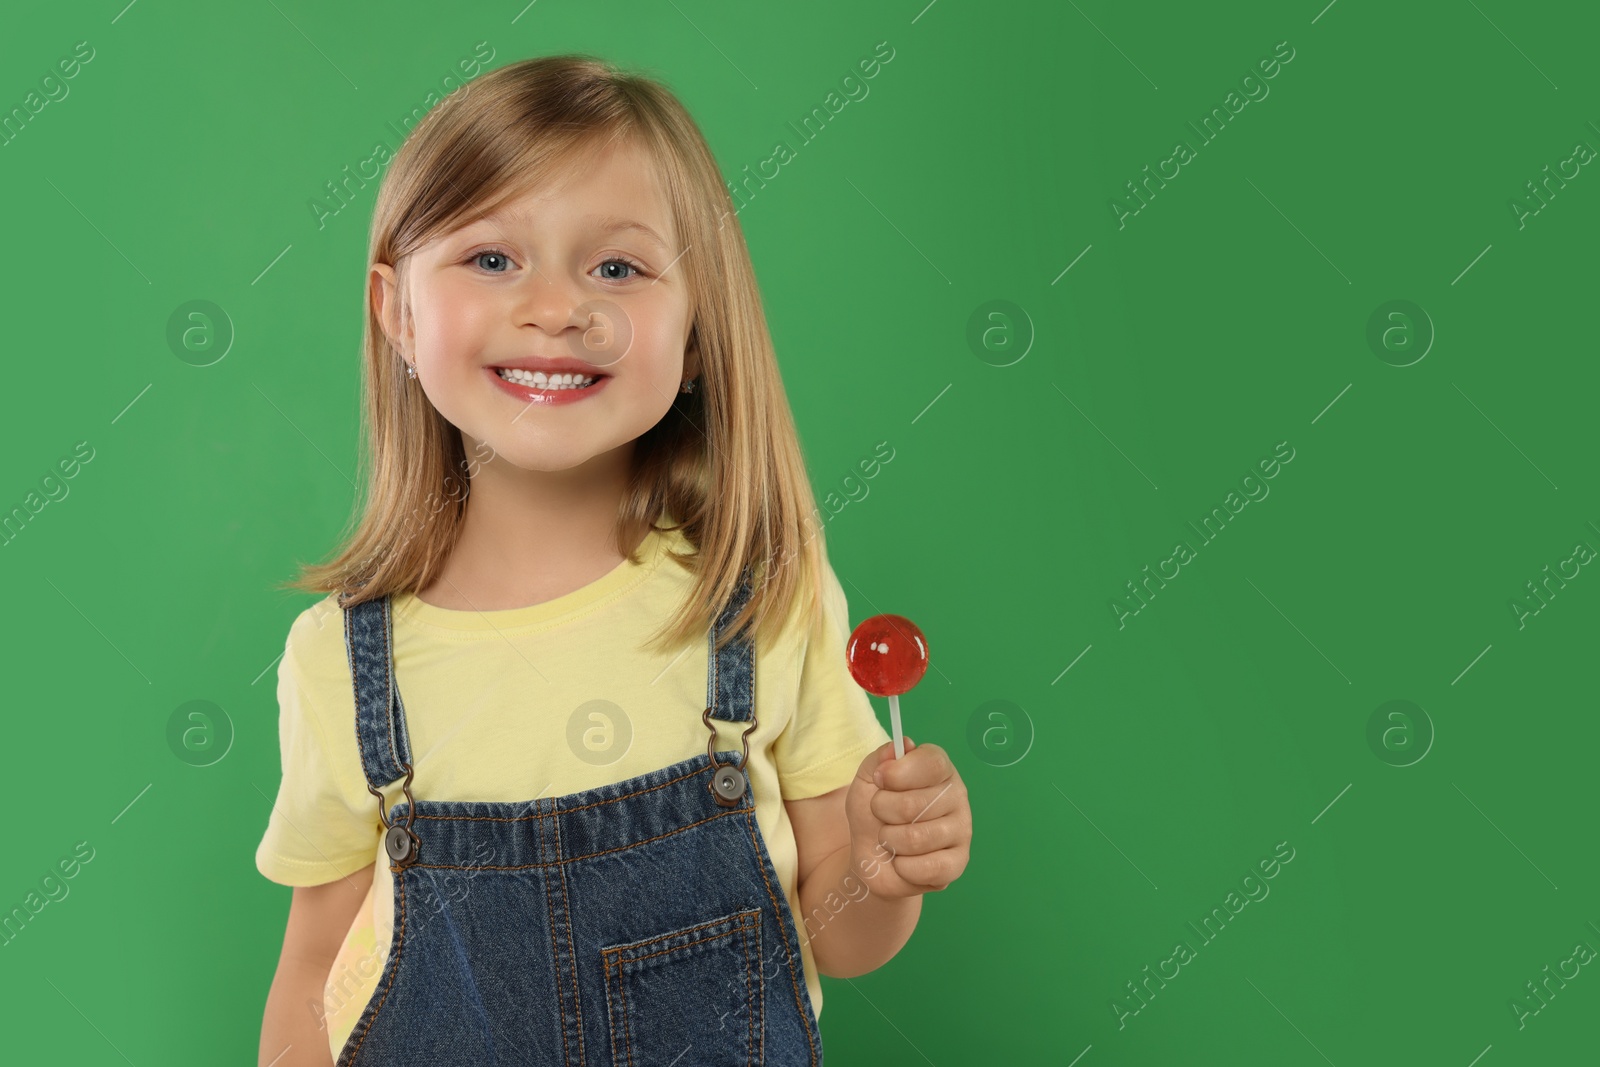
[773,556,893,801]
[254,602,381,887]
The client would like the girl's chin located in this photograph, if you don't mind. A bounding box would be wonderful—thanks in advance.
[473,435,640,476]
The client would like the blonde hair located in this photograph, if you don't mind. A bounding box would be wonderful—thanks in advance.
[281,53,826,657]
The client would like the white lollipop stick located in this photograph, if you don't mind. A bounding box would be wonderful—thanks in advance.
[889,693,905,759]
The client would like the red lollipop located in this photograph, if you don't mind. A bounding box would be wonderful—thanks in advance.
[847,614,928,758]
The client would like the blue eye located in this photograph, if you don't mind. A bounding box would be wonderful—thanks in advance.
[595,257,647,281]
[471,249,514,273]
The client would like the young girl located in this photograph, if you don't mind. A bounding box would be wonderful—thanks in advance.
[256,53,972,1067]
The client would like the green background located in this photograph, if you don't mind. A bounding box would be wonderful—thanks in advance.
[2,0,1595,1063]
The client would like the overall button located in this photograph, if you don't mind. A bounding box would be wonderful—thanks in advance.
[385,824,418,865]
[711,764,747,804]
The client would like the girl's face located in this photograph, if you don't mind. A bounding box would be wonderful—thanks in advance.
[370,137,696,475]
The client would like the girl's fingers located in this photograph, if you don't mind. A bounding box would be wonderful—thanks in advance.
[873,812,966,858]
[884,847,966,892]
[859,739,902,782]
[874,740,952,792]
[868,778,963,827]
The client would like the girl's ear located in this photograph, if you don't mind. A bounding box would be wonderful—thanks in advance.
[370,263,408,355]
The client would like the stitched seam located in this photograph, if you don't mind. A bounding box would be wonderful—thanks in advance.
[711,617,721,719]
[343,865,407,1063]
[607,911,755,953]
[345,605,367,794]
[756,913,766,1067]
[403,764,723,825]
[781,740,884,791]
[604,956,623,1067]
[404,763,712,820]
[380,596,403,773]
[387,594,417,766]
[553,809,585,1065]
[393,540,670,639]
[738,910,754,1067]
[744,809,810,1065]
[614,925,741,966]
[540,801,572,1067]
[260,849,374,870]
[619,952,636,1067]
[400,808,743,869]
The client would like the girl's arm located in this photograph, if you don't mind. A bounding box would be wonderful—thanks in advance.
[259,863,374,1067]
[789,779,922,978]
[787,737,973,977]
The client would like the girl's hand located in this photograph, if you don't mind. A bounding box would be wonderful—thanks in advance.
[845,738,972,899]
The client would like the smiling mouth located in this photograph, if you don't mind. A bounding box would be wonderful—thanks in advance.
[492,367,607,391]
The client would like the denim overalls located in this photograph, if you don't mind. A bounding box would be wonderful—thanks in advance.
[333,577,825,1066]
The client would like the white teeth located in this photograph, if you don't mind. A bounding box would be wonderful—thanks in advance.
[496,367,598,390]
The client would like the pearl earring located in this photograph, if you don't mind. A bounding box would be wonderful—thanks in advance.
[406,362,417,380]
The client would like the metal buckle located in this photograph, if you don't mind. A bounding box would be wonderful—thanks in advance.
[703,704,757,807]
[368,760,420,868]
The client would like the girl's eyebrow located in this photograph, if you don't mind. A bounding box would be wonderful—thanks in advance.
[475,209,670,251]
[592,215,670,251]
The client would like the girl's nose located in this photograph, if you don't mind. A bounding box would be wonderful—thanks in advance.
[513,267,588,333]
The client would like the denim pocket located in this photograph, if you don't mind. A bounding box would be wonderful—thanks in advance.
[601,907,764,1067]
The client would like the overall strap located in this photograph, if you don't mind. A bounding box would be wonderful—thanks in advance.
[706,574,757,725]
[342,594,415,791]
[342,576,756,793]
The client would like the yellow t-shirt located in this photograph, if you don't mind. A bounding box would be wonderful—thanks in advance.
[255,523,890,1057]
